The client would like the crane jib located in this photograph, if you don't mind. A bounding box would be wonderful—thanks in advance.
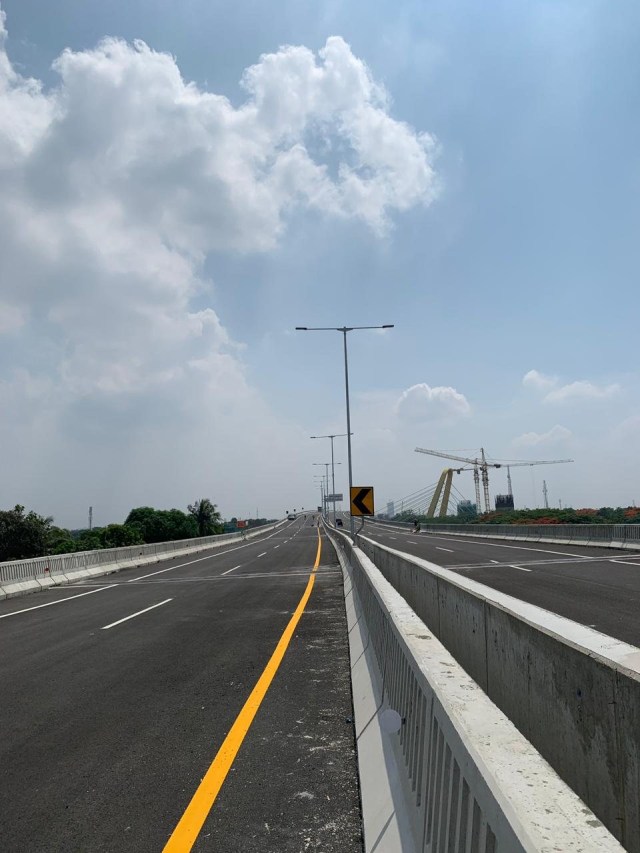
[414,448,573,513]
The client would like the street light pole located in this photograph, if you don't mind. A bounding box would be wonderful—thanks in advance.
[312,463,329,518]
[325,462,330,516]
[330,439,336,520]
[342,329,354,536]
[313,475,325,514]
[310,432,350,523]
[313,461,341,520]
[297,324,394,539]
[318,478,325,517]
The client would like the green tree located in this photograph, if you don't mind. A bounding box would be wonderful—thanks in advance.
[125,507,197,543]
[73,530,105,551]
[0,505,53,561]
[188,499,223,536]
[99,524,144,548]
[47,526,77,554]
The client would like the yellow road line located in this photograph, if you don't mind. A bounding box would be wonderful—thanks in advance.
[162,527,323,852]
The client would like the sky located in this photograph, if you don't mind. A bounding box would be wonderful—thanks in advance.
[0,0,639,527]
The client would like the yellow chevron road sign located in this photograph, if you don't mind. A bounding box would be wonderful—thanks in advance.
[350,486,374,516]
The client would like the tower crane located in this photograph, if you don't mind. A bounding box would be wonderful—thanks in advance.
[414,447,573,513]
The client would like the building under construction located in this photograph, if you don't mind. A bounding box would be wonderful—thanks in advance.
[495,494,515,511]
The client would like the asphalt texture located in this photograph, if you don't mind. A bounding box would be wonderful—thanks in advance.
[362,519,640,647]
[0,520,363,853]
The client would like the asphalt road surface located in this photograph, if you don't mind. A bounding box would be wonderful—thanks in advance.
[362,518,640,647]
[0,519,363,853]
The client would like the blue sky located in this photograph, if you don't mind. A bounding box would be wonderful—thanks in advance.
[0,0,638,525]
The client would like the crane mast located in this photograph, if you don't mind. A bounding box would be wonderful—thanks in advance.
[480,448,491,513]
[473,466,481,513]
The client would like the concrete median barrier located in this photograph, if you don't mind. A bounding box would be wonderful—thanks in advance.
[354,531,640,850]
[326,525,622,852]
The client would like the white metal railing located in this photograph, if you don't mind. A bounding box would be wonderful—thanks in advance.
[0,522,282,586]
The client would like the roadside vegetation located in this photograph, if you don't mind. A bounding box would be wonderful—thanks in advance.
[0,500,228,561]
[394,506,640,526]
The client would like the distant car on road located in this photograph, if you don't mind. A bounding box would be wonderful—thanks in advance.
[287,514,296,521]
[336,518,343,527]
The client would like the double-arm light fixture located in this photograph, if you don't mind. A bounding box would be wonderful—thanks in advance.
[297,325,394,537]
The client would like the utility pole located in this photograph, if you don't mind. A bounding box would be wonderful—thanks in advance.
[543,480,549,509]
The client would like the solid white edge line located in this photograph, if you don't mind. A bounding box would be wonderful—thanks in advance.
[0,585,116,619]
[101,598,173,630]
[221,565,242,576]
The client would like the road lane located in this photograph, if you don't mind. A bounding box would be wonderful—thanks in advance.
[362,519,640,645]
[0,519,362,853]
[163,527,323,851]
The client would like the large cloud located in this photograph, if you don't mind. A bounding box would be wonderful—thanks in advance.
[396,383,471,422]
[0,6,438,523]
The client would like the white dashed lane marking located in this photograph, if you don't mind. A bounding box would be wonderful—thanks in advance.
[101,598,172,630]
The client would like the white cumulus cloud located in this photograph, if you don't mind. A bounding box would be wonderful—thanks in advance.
[544,380,620,404]
[396,383,471,422]
[523,369,621,404]
[522,369,557,390]
[512,425,573,447]
[611,415,640,442]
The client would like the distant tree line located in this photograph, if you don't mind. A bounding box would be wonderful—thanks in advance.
[393,506,640,526]
[0,499,226,562]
